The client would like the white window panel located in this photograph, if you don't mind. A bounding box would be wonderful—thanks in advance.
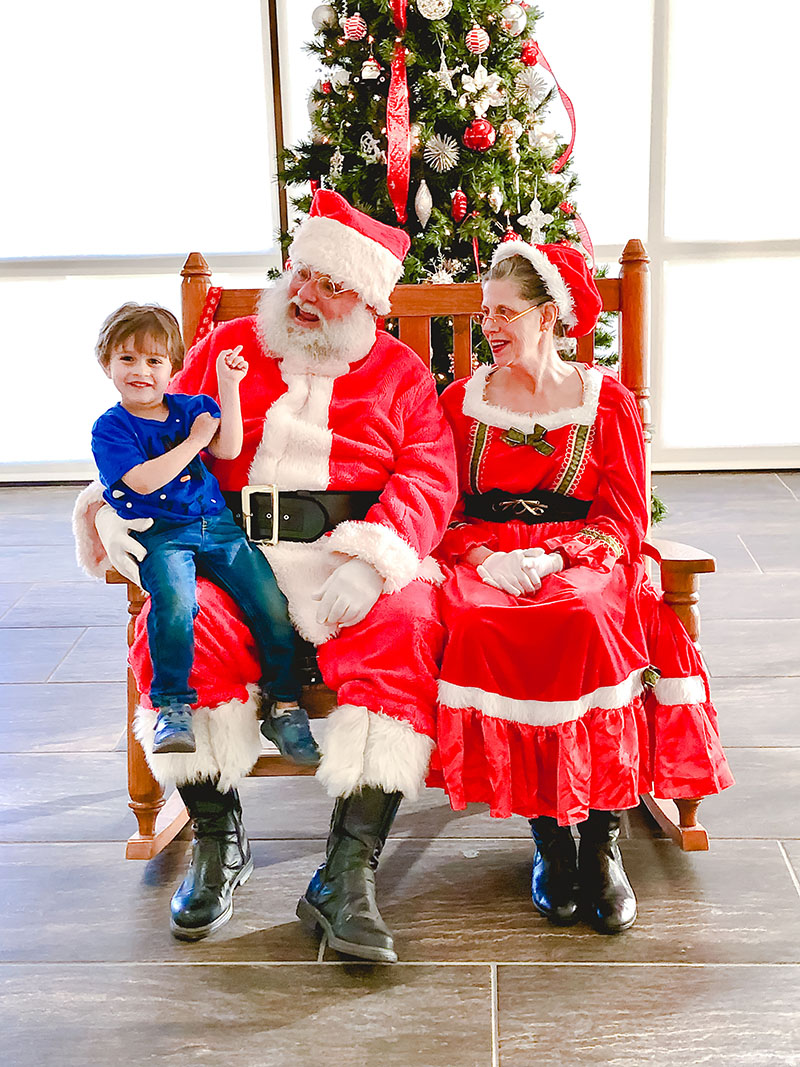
[665,1,800,242]
[280,0,321,149]
[659,257,800,452]
[2,0,275,258]
[535,0,653,247]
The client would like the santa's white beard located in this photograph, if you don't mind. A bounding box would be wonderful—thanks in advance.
[257,275,377,377]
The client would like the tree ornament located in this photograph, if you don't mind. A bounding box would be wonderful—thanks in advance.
[424,132,460,173]
[329,68,350,93]
[463,117,496,152]
[320,80,333,95]
[459,60,505,118]
[501,4,528,37]
[361,56,381,80]
[417,0,453,17]
[488,185,504,212]
[518,196,553,243]
[501,225,521,242]
[466,25,491,55]
[520,38,540,66]
[415,180,433,229]
[311,4,338,31]
[451,188,468,222]
[428,40,462,97]
[329,146,344,179]
[515,68,549,109]
[559,200,576,217]
[360,131,383,163]
[409,122,423,156]
[343,11,367,41]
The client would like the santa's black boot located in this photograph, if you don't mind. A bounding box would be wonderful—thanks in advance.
[170,780,254,941]
[577,810,637,934]
[529,816,580,925]
[296,786,402,963]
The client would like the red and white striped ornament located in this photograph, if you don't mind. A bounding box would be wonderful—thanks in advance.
[343,11,367,41]
[465,24,490,55]
[451,188,468,223]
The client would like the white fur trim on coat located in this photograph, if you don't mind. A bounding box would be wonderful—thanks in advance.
[249,373,335,490]
[289,216,404,317]
[317,703,435,800]
[326,519,420,593]
[437,668,646,729]
[491,240,577,329]
[462,364,602,433]
[653,675,708,706]
[134,686,263,792]
[72,481,110,579]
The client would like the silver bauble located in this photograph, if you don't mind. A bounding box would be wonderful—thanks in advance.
[415,180,433,229]
[311,4,338,31]
[329,68,351,93]
[501,3,528,37]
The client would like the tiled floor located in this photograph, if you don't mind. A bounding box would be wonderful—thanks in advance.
[1,474,799,1066]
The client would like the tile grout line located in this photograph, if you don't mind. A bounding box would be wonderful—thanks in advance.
[43,627,88,683]
[775,474,799,501]
[736,534,764,574]
[490,962,499,1067]
[777,841,800,901]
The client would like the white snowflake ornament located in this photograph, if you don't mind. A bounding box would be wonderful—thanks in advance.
[329,146,344,179]
[360,131,383,164]
[514,68,548,109]
[424,133,460,173]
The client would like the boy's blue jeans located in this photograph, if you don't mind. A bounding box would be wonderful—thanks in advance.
[136,510,300,708]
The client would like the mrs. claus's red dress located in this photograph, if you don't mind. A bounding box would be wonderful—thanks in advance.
[428,363,733,824]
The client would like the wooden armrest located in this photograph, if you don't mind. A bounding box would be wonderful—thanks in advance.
[642,537,716,574]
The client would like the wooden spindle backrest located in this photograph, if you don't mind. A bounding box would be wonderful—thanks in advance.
[181,239,650,442]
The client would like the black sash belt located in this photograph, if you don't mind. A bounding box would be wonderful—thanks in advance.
[463,489,591,525]
[224,488,380,544]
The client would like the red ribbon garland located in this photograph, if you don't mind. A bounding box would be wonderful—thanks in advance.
[530,42,576,175]
[573,212,595,269]
[386,1,410,224]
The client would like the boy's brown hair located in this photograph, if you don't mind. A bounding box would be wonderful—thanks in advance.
[95,303,185,371]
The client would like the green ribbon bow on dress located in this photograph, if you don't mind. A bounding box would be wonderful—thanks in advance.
[501,425,555,456]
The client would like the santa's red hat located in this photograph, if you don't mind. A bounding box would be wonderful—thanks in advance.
[490,240,602,337]
[288,190,411,316]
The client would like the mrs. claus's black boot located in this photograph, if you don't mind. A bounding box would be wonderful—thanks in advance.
[170,780,254,941]
[529,816,580,925]
[296,786,402,963]
[577,810,637,934]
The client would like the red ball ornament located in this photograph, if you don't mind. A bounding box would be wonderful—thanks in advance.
[501,226,521,242]
[466,24,490,55]
[343,12,367,40]
[451,188,468,223]
[463,118,496,152]
[520,39,539,66]
[320,80,333,94]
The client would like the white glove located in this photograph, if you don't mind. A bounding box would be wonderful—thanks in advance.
[477,547,563,597]
[314,557,385,629]
[94,504,153,585]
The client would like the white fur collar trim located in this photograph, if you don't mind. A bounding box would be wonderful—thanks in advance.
[462,363,602,432]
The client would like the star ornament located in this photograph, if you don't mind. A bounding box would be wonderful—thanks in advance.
[429,51,462,96]
[424,133,460,173]
[518,197,553,243]
[459,61,505,119]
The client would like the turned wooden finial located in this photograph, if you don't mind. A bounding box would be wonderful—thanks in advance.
[180,252,212,346]
[619,238,651,442]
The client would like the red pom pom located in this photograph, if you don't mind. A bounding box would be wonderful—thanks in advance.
[321,80,332,95]
[520,39,539,66]
[463,119,496,152]
[451,188,468,223]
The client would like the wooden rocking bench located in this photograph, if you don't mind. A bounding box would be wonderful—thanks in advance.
[110,238,714,859]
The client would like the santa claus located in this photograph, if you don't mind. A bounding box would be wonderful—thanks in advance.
[74,190,457,962]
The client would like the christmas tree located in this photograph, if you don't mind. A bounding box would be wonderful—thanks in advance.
[281,0,613,380]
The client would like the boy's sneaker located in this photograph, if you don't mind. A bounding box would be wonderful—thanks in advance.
[153,704,196,754]
[261,703,321,766]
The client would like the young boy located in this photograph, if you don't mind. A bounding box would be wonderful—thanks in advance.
[91,303,320,764]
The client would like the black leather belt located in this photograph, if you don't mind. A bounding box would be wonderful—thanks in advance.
[463,489,591,525]
[224,486,380,544]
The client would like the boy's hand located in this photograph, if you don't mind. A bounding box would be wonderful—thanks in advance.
[188,411,221,448]
[217,345,248,385]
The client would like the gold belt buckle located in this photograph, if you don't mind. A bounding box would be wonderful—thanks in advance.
[241,484,280,544]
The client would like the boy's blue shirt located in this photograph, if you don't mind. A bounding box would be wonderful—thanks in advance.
[91,393,226,521]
